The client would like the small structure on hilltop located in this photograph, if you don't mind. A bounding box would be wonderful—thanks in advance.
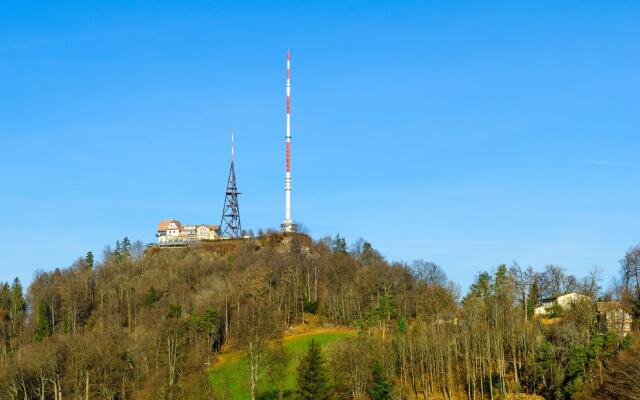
[596,301,633,337]
[220,129,242,238]
[154,130,244,246]
[156,219,220,245]
[534,292,590,317]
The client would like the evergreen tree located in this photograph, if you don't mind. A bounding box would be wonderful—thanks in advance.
[368,361,392,400]
[187,308,222,353]
[535,340,554,382]
[622,332,633,349]
[332,234,348,254]
[357,310,378,335]
[143,287,160,306]
[374,293,396,340]
[468,271,492,299]
[566,345,587,380]
[396,315,408,335]
[361,241,375,265]
[0,283,9,312]
[376,293,396,321]
[587,334,604,364]
[296,339,329,400]
[602,329,620,356]
[0,283,10,340]
[493,264,509,292]
[85,251,94,268]
[0,283,10,348]
[122,236,132,256]
[114,238,131,262]
[10,278,25,334]
[34,301,52,341]
[10,279,24,310]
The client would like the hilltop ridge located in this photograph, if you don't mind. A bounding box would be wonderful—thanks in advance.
[0,233,639,399]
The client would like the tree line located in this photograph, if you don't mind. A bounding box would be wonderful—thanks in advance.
[0,232,638,399]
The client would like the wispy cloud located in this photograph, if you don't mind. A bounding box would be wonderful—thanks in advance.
[576,160,638,168]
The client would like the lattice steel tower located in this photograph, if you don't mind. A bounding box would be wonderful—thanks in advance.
[220,130,242,238]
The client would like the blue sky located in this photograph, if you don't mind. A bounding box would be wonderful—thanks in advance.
[1,1,638,291]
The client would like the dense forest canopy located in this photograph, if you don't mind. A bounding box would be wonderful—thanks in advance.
[1,233,639,400]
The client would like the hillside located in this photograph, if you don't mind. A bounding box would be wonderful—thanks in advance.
[0,233,638,399]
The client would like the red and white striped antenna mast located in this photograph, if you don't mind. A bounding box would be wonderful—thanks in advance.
[282,49,295,232]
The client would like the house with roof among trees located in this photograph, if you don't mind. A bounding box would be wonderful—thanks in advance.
[156,219,220,245]
[533,292,590,317]
[596,301,633,337]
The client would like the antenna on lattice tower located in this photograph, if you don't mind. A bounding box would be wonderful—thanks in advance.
[220,129,242,238]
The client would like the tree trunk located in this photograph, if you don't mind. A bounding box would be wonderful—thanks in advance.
[249,342,258,400]
[512,353,519,387]
[224,292,229,341]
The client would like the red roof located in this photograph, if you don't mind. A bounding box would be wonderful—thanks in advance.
[157,219,182,231]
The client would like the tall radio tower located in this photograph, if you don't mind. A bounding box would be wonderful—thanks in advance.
[281,49,295,233]
[220,129,242,238]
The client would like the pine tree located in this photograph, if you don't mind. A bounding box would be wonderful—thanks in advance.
[493,264,508,292]
[332,235,348,254]
[376,293,396,322]
[296,339,329,400]
[122,236,131,256]
[85,251,94,269]
[10,278,25,335]
[468,271,492,299]
[0,283,10,350]
[368,361,392,400]
[0,283,10,312]
[361,241,375,265]
[143,287,160,306]
[602,330,620,357]
[375,293,396,340]
[34,301,52,341]
[396,315,408,335]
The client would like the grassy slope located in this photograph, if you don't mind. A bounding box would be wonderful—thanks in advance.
[209,328,355,399]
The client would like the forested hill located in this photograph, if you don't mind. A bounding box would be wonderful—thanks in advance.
[1,233,639,400]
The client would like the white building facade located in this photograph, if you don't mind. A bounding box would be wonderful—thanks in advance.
[157,219,220,244]
[534,292,590,316]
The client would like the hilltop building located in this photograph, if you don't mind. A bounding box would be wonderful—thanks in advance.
[534,292,590,316]
[156,219,220,245]
[155,52,303,242]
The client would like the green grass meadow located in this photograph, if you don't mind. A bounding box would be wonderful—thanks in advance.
[209,330,354,399]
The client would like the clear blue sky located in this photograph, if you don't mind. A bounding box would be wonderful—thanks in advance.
[1,1,638,291]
